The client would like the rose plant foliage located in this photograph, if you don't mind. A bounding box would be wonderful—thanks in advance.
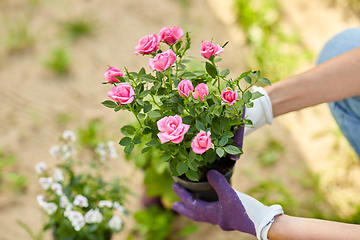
[102,26,271,182]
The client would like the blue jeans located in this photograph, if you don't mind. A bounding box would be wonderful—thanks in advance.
[316,28,360,159]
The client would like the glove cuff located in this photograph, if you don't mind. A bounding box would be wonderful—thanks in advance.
[257,205,284,240]
[252,86,273,125]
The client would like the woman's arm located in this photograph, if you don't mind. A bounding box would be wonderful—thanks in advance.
[268,214,360,240]
[266,46,360,117]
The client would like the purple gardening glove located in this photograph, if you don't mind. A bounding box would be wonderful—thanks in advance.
[172,170,284,240]
[229,108,246,161]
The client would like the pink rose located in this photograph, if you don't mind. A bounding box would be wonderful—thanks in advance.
[200,41,224,59]
[192,83,209,101]
[159,26,184,45]
[104,67,123,83]
[221,88,238,106]
[191,131,212,154]
[134,34,161,55]
[157,115,190,144]
[108,83,135,105]
[177,79,194,98]
[149,49,176,71]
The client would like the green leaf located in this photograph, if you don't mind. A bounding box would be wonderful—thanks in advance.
[224,145,242,155]
[148,111,161,118]
[222,131,234,138]
[188,161,197,171]
[216,148,225,158]
[243,91,252,103]
[161,152,172,162]
[144,104,152,113]
[244,75,252,84]
[138,90,150,98]
[189,151,196,162]
[212,123,222,135]
[222,41,229,48]
[138,113,146,119]
[183,115,194,124]
[205,114,211,125]
[121,125,136,136]
[259,78,271,86]
[196,121,205,131]
[239,70,251,79]
[177,162,189,175]
[250,70,260,78]
[205,62,217,78]
[141,74,157,82]
[180,72,197,79]
[245,102,254,108]
[133,136,142,144]
[185,170,199,181]
[141,147,151,153]
[124,142,135,154]
[136,99,144,106]
[219,137,228,147]
[146,139,160,147]
[157,87,167,95]
[177,105,184,114]
[251,91,264,100]
[101,100,118,108]
[220,69,230,77]
[119,137,131,146]
[179,149,189,160]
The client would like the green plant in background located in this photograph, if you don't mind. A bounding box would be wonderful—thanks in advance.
[26,130,130,240]
[44,45,71,75]
[257,139,284,166]
[234,0,314,82]
[4,18,34,53]
[128,206,198,240]
[0,148,28,193]
[77,119,103,149]
[60,16,97,41]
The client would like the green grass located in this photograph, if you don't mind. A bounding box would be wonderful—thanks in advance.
[4,18,34,53]
[233,0,314,83]
[60,17,97,41]
[43,46,71,75]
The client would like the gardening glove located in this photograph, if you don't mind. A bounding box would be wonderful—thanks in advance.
[245,86,273,135]
[172,170,283,240]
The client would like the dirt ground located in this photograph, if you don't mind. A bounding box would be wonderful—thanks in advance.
[0,0,359,239]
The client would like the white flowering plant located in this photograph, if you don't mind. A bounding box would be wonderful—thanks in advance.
[35,130,129,240]
[102,26,270,182]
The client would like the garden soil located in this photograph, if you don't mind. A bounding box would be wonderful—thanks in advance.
[0,0,359,239]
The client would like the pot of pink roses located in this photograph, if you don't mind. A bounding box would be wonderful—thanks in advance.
[101,26,271,202]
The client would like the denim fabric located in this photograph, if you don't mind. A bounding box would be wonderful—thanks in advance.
[316,28,360,159]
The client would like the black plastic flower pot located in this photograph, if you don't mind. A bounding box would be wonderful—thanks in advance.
[172,158,236,202]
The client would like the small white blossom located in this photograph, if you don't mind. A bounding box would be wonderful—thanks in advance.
[53,169,64,182]
[37,195,46,207]
[84,208,103,224]
[39,177,53,190]
[51,182,63,196]
[35,162,47,174]
[43,202,58,215]
[98,200,113,208]
[49,145,61,158]
[68,210,85,231]
[113,201,126,214]
[60,195,70,208]
[73,195,89,207]
[108,215,123,232]
[64,203,73,217]
[95,142,106,162]
[61,144,74,160]
[62,130,76,142]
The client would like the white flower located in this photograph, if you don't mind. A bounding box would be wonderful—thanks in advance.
[108,215,123,232]
[107,141,118,160]
[68,210,85,231]
[37,195,46,207]
[64,203,73,217]
[35,162,47,174]
[51,182,63,196]
[49,145,61,158]
[60,195,70,208]
[113,201,126,214]
[43,202,58,215]
[73,195,89,207]
[84,208,103,224]
[62,130,76,142]
[98,200,113,208]
[61,144,74,160]
[39,177,53,190]
[53,169,64,182]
